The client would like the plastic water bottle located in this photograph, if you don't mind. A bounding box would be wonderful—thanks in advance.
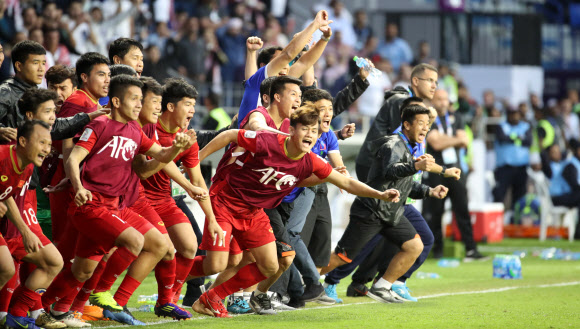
[437,258,460,268]
[353,56,382,82]
[138,305,153,312]
[415,271,440,279]
[493,255,522,279]
[137,294,158,304]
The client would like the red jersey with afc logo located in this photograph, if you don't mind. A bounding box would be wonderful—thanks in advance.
[225,130,332,209]
[212,106,290,185]
[141,121,200,203]
[75,116,154,198]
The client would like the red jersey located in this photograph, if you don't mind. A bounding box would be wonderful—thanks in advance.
[75,116,154,198]
[49,89,100,187]
[0,145,33,202]
[225,130,332,209]
[141,121,199,203]
[0,145,34,236]
[212,107,290,185]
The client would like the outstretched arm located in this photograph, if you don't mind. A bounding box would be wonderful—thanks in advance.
[288,26,331,78]
[199,129,240,161]
[323,170,400,202]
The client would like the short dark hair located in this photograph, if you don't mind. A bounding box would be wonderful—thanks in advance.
[12,40,46,72]
[302,89,332,105]
[400,96,424,116]
[19,89,58,117]
[257,46,283,67]
[110,64,137,77]
[108,75,144,101]
[206,91,219,107]
[290,103,320,127]
[401,104,431,126]
[75,52,110,87]
[259,76,276,98]
[17,119,50,142]
[410,63,438,80]
[45,64,77,87]
[140,76,163,96]
[269,76,302,102]
[162,78,198,112]
[108,37,143,63]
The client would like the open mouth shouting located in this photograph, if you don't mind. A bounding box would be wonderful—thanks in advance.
[302,137,313,149]
[321,119,331,131]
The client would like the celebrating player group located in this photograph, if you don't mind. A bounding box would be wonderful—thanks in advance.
[0,9,465,328]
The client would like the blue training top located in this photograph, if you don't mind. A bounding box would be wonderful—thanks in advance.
[238,66,268,127]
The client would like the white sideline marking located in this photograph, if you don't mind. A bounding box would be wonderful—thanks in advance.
[94,281,580,328]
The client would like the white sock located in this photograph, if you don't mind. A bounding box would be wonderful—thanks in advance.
[394,280,405,286]
[323,282,329,288]
[0,312,7,320]
[373,278,392,290]
[243,291,252,301]
[255,289,266,296]
[30,309,43,320]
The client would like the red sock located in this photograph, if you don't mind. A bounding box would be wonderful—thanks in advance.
[189,255,206,278]
[171,253,194,300]
[8,286,41,317]
[0,262,19,313]
[94,247,138,293]
[211,263,267,301]
[70,259,107,313]
[113,275,141,307]
[42,269,83,312]
[155,259,176,305]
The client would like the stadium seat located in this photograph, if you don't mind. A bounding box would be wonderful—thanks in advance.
[526,167,577,242]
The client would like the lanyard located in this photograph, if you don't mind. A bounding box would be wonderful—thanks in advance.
[435,112,453,136]
[397,131,419,158]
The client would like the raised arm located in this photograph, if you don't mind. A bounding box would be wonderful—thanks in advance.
[266,10,332,77]
[245,36,263,80]
[288,27,331,78]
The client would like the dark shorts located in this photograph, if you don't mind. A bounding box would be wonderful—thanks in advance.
[335,201,418,263]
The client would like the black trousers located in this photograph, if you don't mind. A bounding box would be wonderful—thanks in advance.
[493,165,528,207]
[423,173,476,253]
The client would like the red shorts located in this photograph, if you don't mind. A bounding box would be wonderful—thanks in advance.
[130,195,167,234]
[48,186,74,245]
[6,234,52,261]
[199,183,275,253]
[150,198,189,229]
[69,192,134,260]
[120,207,154,236]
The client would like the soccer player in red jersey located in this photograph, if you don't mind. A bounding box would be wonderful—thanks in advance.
[40,75,192,323]
[49,52,111,251]
[191,105,399,317]
[0,120,66,329]
[46,65,77,113]
[140,78,223,311]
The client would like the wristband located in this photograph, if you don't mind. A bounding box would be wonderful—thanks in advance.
[321,36,330,42]
[439,165,447,176]
[337,129,345,140]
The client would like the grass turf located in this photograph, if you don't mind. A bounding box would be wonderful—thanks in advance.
[89,238,580,328]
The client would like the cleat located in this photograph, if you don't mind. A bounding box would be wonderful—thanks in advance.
[301,283,325,302]
[227,297,253,314]
[324,284,343,303]
[35,312,67,328]
[287,297,305,309]
[346,282,368,297]
[367,286,404,304]
[52,311,91,328]
[249,292,277,315]
[198,292,231,318]
[269,293,295,311]
[81,305,105,321]
[464,250,490,262]
[5,314,42,329]
[391,283,417,302]
[154,302,192,320]
[89,291,123,312]
[103,309,145,326]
